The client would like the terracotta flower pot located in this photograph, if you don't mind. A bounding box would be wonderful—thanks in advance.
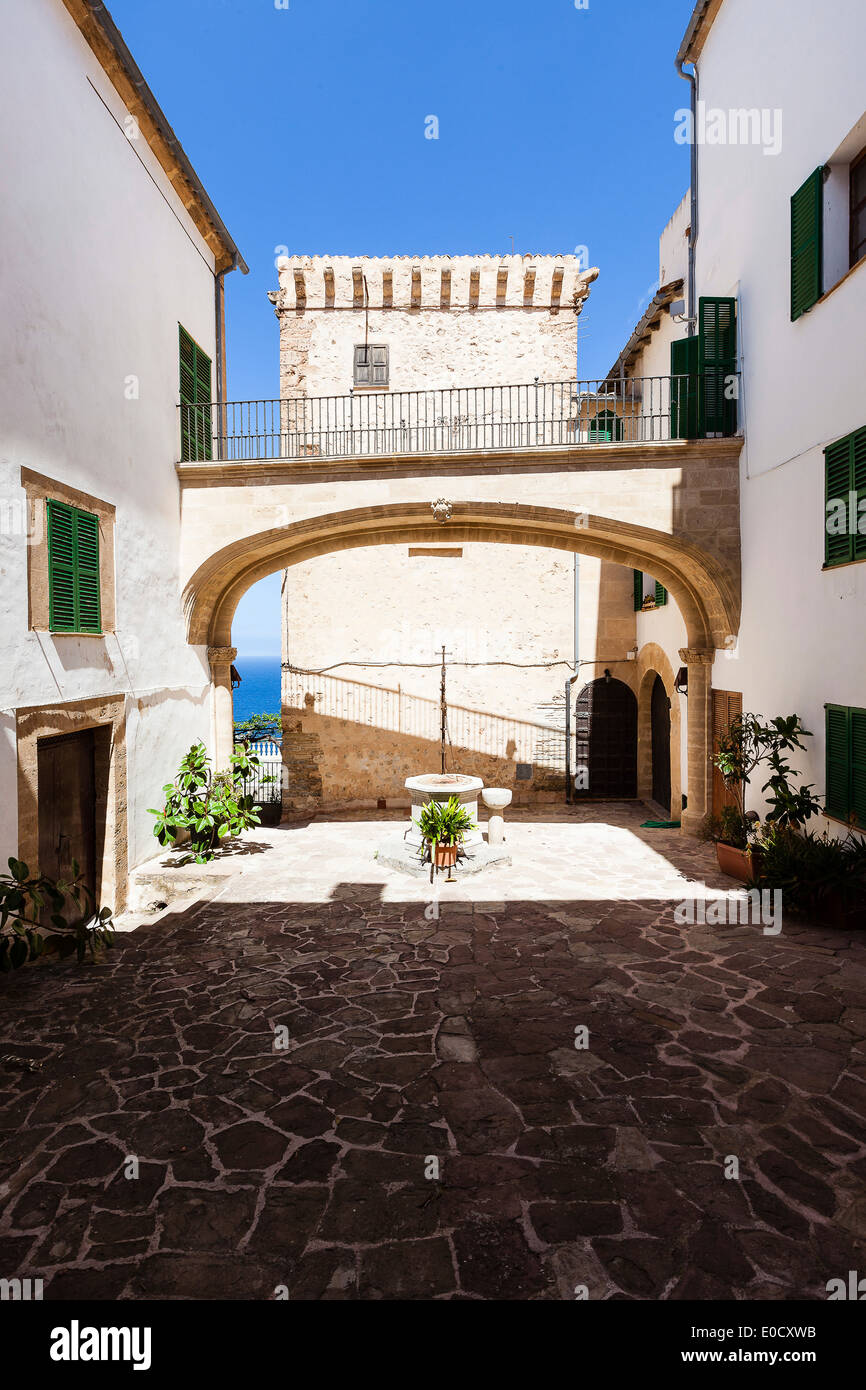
[434,842,457,868]
[716,841,761,883]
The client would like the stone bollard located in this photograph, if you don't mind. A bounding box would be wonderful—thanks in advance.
[481,788,512,846]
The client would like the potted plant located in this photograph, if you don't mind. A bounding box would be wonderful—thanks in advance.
[0,857,114,972]
[708,713,822,882]
[149,742,263,864]
[415,795,476,870]
[753,823,866,930]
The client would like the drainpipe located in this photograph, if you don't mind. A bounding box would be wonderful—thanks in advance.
[566,554,580,804]
[676,55,698,334]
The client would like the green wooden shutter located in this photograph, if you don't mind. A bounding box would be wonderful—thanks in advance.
[47,501,101,633]
[851,707,866,826]
[670,335,699,439]
[825,705,850,820]
[825,434,854,567]
[791,167,824,320]
[47,500,76,632]
[654,581,668,607]
[853,428,866,562]
[179,325,212,461]
[74,509,101,633]
[698,297,737,437]
[633,569,643,612]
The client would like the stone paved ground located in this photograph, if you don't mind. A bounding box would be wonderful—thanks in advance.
[1,804,865,1300]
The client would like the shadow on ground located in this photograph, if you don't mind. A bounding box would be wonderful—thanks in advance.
[0,881,864,1300]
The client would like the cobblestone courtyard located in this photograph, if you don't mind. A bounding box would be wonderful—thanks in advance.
[1,806,865,1300]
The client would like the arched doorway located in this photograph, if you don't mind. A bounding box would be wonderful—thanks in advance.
[651,674,671,812]
[574,676,637,798]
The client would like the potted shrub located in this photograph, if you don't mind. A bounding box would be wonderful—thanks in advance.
[753,823,866,930]
[415,795,476,871]
[709,713,822,882]
[149,742,263,864]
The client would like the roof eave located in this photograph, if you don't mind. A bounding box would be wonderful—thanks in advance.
[61,0,248,275]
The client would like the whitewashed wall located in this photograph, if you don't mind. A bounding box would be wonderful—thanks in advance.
[692,0,866,827]
[0,0,218,871]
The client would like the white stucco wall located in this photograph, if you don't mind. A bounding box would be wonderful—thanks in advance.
[692,0,866,826]
[0,0,220,873]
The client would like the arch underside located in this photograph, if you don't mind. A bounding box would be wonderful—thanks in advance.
[184,502,740,652]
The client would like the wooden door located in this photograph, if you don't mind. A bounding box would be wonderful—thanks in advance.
[37,730,97,900]
[712,690,743,817]
[651,675,671,813]
[574,677,638,797]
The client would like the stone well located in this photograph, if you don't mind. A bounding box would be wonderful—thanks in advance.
[404,773,484,847]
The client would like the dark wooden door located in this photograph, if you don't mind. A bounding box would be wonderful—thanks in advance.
[712,689,743,817]
[651,675,671,812]
[574,677,637,797]
[37,730,97,899]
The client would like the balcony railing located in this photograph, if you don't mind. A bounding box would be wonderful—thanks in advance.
[178,374,738,463]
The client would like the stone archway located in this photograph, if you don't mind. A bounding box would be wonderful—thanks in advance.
[636,643,682,822]
[184,502,735,833]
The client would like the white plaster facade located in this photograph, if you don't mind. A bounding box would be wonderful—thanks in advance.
[618,0,866,829]
[0,0,244,899]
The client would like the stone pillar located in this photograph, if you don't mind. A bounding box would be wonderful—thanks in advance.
[678,647,714,837]
[208,646,237,771]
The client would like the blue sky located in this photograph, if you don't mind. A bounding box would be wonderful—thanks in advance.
[109,0,696,657]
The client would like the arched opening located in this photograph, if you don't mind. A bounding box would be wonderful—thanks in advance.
[573,676,638,798]
[651,674,672,812]
[186,502,735,832]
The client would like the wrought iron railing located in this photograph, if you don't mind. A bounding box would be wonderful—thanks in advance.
[179,374,738,463]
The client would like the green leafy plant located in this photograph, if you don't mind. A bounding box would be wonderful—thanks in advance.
[753,823,866,919]
[699,806,753,851]
[414,796,476,848]
[233,711,282,744]
[712,712,822,845]
[0,858,115,972]
[148,742,262,864]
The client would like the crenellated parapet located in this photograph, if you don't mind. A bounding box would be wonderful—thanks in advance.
[268,255,598,316]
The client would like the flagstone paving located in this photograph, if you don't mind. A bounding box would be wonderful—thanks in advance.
[1,805,865,1300]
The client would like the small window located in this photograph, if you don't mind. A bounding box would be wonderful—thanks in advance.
[825,704,866,826]
[354,343,389,387]
[47,500,101,634]
[633,570,667,611]
[850,147,866,268]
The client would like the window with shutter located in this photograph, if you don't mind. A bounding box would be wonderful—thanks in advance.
[670,335,699,439]
[654,581,668,607]
[825,704,866,825]
[824,426,866,568]
[179,325,213,461]
[791,167,824,320]
[354,344,388,387]
[48,500,101,634]
[633,569,643,612]
[698,297,737,437]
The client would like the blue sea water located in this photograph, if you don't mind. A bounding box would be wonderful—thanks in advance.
[233,655,282,723]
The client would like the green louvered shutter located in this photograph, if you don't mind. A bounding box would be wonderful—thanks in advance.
[48,500,76,632]
[179,326,212,462]
[698,298,737,437]
[853,428,866,562]
[47,501,101,633]
[654,581,668,607]
[825,434,854,567]
[825,705,850,820]
[75,509,101,633]
[791,168,824,320]
[851,707,866,827]
[633,569,643,612]
[670,335,699,439]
